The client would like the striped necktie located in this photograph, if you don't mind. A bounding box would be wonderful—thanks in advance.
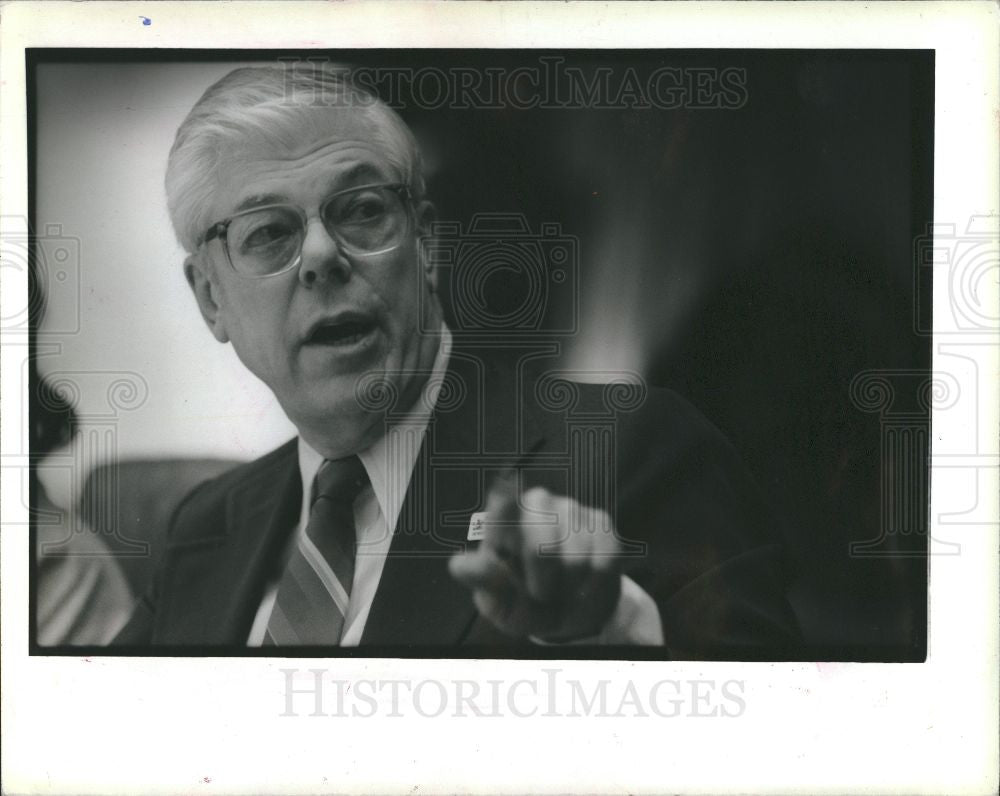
[264,456,368,645]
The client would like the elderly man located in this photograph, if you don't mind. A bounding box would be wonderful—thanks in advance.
[117,63,800,655]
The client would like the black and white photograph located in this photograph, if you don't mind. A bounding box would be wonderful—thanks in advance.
[27,48,933,660]
[2,3,997,795]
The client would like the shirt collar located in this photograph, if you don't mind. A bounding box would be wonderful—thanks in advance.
[297,323,452,528]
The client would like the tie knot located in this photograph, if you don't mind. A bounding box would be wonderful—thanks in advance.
[313,455,368,505]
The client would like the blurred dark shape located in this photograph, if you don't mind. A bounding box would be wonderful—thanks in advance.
[78,458,240,595]
[30,239,136,646]
[30,369,77,457]
[31,361,137,646]
[649,229,927,655]
[28,246,77,457]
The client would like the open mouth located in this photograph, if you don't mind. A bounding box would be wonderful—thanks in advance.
[305,317,378,347]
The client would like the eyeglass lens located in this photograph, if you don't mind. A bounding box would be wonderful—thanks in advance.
[225,186,407,276]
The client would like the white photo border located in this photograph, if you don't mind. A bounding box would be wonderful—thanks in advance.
[2,2,997,794]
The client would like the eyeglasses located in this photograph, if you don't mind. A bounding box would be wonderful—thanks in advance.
[200,183,414,278]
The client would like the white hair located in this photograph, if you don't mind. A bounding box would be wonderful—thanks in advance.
[165,63,426,254]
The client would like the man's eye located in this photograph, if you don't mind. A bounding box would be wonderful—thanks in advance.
[340,196,388,224]
[242,222,293,249]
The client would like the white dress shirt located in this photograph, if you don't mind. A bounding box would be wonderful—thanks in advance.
[247,325,663,646]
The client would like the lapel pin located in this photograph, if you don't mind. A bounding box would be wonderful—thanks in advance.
[467,511,489,541]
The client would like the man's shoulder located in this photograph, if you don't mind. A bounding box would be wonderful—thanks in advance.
[167,438,299,536]
[193,437,298,495]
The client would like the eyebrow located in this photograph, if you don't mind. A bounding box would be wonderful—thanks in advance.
[335,162,385,188]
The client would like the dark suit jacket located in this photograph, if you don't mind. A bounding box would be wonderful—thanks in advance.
[116,346,801,658]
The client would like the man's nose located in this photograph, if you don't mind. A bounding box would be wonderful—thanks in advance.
[298,217,351,287]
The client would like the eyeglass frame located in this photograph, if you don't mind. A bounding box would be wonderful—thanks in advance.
[196,182,416,279]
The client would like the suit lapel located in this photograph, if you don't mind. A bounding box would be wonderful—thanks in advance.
[361,347,548,646]
[158,441,301,645]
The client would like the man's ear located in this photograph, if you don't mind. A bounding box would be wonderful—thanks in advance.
[414,199,439,294]
[184,254,229,343]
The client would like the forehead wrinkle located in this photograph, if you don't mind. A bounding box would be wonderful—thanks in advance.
[215,143,397,219]
[253,135,377,164]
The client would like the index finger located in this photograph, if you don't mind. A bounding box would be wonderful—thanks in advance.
[483,468,524,574]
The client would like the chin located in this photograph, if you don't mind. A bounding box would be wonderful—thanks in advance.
[284,390,382,455]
